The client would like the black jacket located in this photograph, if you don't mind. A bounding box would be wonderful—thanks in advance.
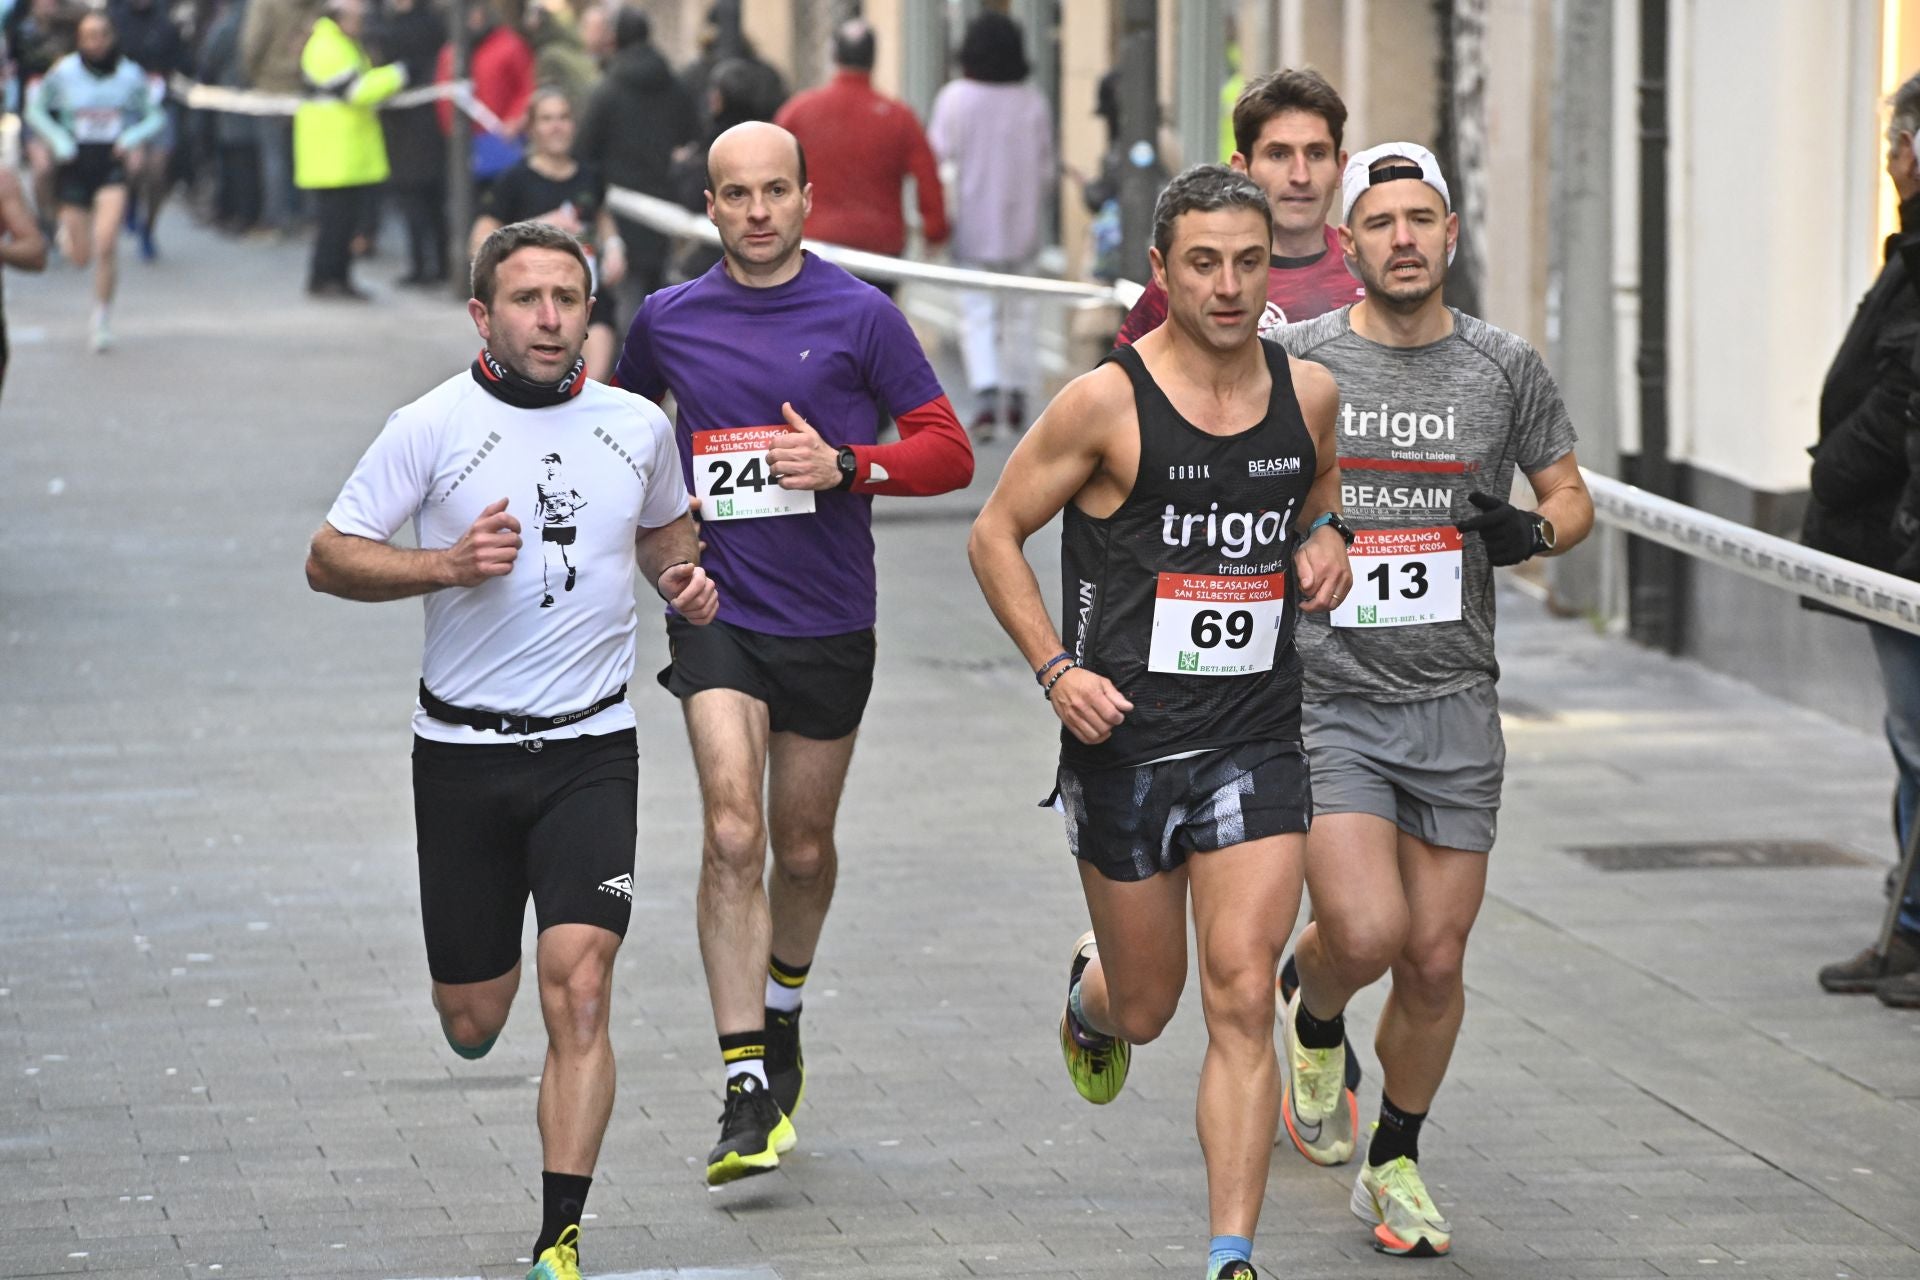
[374,6,446,190]
[1804,197,1920,583]
[576,42,698,274]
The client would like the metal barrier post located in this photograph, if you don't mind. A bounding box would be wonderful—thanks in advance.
[446,0,473,296]
[1874,814,1920,964]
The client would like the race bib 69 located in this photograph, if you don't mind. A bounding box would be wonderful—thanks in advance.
[1148,572,1286,676]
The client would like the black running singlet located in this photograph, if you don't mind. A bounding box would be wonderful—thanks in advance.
[1059,340,1317,769]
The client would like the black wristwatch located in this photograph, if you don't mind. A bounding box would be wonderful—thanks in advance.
[1307,511,1356,547]
[834,446,858,491]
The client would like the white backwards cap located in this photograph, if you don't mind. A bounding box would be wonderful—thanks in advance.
[1340,142,1451,226]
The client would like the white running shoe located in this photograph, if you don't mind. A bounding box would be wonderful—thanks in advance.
[1352,1152,1453,1257]
[1278,988,1357,1164]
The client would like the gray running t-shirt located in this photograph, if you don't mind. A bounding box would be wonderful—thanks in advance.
[1277,306,1577,702]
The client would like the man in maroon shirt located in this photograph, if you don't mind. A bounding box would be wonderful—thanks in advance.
[774,18,946,287]
[1115,68,1364,345]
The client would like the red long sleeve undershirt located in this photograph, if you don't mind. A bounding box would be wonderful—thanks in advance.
[847,394,974,497]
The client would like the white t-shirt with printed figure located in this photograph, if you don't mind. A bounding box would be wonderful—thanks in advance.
[327,371,689,744]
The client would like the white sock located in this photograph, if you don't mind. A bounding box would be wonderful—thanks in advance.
[726,1058,768,1087]
[765,976,803,1013]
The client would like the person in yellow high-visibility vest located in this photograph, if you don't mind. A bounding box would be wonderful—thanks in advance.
[296,0,406,298]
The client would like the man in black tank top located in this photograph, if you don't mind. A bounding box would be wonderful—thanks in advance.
[969,166,1352,1280]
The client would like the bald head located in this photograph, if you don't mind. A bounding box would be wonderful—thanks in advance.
[706,120,808,193]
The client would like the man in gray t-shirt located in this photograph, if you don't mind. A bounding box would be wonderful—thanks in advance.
[1269,143,1595,1261]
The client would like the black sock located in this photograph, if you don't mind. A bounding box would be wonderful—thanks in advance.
[719,1029,767,1078]
[1368,1094,1427,1167]
[768,953,811,987]
[1294,997,1345,1050]
[533,1170,591,1258]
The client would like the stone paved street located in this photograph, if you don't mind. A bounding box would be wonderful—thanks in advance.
[1,222,1916,1280]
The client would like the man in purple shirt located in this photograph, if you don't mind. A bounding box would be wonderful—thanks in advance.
[615,120,972,1186]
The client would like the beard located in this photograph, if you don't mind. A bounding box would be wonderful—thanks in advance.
[1357,250,1446,310]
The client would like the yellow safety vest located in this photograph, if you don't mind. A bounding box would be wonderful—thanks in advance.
[293,17,406,190]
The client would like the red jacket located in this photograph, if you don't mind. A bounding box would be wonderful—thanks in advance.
[776,70,948,256]
[435,25,534,134]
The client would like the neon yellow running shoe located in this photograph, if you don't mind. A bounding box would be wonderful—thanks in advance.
[527,1223,581,1280]
[1058,931,1129,1104]
[1352,1150,1453,1257]
[1278,988,1356,1165]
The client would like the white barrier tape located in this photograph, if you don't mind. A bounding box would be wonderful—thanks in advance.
[168,75,507,135]
[1582,469,1920,636]
[593,187,1920,637]
[603,185,1138,304]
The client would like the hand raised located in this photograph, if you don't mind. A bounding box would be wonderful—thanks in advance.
[443,497,521,587]
[765,401,842,491]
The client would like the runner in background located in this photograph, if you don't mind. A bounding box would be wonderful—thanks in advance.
[1115,68,1364,346]
[470,87,626,380]
[24,9,164,351]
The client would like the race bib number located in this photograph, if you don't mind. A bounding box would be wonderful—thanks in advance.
[72,107,121,144]
[692,427,816,522]
[1331,526,1462,628]
[1147,572,1286,676]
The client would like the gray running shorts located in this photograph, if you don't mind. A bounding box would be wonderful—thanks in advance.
[1302,681,1504,853]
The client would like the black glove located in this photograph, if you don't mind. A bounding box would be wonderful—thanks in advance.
[1455,490,1543,567]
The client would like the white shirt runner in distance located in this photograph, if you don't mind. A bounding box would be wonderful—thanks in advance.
[1331,526,1463,629]
[1147,572,1286,676]
[692,426,816,521]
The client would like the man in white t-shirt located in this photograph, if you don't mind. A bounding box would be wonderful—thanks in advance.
[305,220,717,1280]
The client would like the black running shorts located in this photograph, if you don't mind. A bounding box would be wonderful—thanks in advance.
[411,729,637,985]
[1056,739,1312,883]
[658,616,876,740]
[54,145,128,208]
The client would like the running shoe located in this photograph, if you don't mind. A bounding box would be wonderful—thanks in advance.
[89,317,113,354]
[1208,1261,1257,1280]
[1352,1151,1452,1258]
[765,1006,806,1116]
[1058,930,1128,1104]
[705,1072,795,1186]
[526,1223,580,1280]
[1278,953,1361,1090]
[1278,987,1356,1165]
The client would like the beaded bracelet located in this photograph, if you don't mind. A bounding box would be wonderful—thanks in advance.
[1034,651,1074,686]
[1042,660,1079,701]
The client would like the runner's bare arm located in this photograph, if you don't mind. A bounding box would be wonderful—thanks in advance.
[968,369,1135,745]
[595,208,627,286]
[1525,451,1594,555]
[1289,355,1351,612]
[306,498,522,602]
[636,511,717,624]
[0,171,47,272]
